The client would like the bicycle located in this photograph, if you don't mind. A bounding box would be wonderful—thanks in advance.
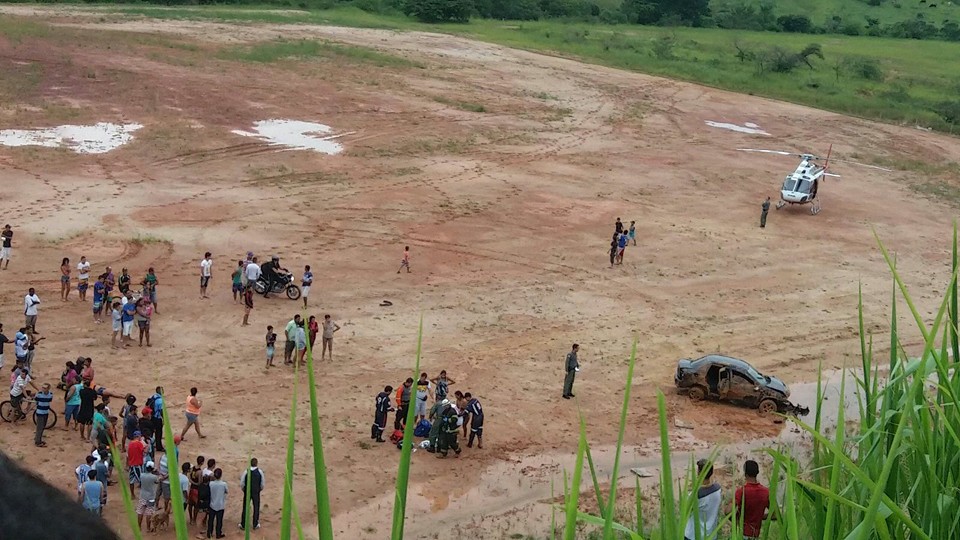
[0,393,58,429]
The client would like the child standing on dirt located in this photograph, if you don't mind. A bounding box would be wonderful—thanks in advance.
[629,221,636,246]
[397,246,411,274]
[232,261,243,303]
[265,326,277,368]
[302,265,313,309]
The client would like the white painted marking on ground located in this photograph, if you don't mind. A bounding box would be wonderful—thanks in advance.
[0,122,143,154]
[705,121,770,136]
[743,122,759,128]
[231,120,351,155]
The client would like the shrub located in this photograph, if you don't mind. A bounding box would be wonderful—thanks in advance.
[599,7,628,24]
[650,34,676,59]
[777,14,813,33]
[402,0,473,22]
[844,56,885,81]
[935,100,960,125]
[478,0,540,19]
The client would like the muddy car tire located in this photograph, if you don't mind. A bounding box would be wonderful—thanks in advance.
[758,399,779,415]
[688,386,707,401]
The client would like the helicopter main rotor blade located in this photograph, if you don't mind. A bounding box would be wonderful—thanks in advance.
[736,148,798,156]
[825,158,893,172]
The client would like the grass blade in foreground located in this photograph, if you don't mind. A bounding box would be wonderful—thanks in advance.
[562,411,587,540]
[656,390,677,540]
[601,338,637,539]
[391,315,424,540]
[281,363,301,540]
[304,331,334,539]
[108,433,143,540]
[159,390,188,540]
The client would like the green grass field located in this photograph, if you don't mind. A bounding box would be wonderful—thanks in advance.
[715,0,960,27]
[101,5,960,133]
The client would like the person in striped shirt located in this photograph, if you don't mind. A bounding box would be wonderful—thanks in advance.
[33,383,53,447]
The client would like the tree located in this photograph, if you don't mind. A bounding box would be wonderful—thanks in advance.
[620,0,663,24]
[777,14,812,33]
[620,0,709,25]
[403,0,473,22]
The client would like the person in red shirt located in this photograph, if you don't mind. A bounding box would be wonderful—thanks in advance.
[127,431,147,498]
[734,460,773,539]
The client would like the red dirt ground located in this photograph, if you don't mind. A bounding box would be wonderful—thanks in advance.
[0,6,957,538]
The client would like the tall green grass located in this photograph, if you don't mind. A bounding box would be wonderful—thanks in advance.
[116,225,960,538]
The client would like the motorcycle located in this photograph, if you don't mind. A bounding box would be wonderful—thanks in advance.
[253,272,301,300]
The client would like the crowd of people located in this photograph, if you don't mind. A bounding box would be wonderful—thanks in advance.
[373,370,484,457]
[0,227,487,536]
[609,217,637,268]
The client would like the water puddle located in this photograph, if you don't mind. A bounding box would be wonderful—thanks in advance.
[705,120,770,136]
[0,122,143,154]
[231,119,352,154]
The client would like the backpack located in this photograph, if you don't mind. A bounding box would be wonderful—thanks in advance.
[389,429,404,444]
[413,419,431,438]
[145,395,156,410]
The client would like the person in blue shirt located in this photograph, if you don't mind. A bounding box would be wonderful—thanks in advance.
[121,298,136,346]
[615,232,628,265]
[92,274,107,324]
[33,383,53,447]
[81,469,105,516]
[149,387,166,453]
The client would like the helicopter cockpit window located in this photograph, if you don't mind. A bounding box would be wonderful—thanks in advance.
[797,179,813,194]
[782,177,797,191]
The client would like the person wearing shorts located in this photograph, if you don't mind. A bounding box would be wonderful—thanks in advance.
[0,224,12,269]
[111,302,123,348]
[200,252,212,299]
[92,274,106,323]
[137,462,159,532]
[231,260,244,302]
[265,326,276,368]
[77,256,91,301]
[414,373,433,423]
[121,299,136,344]
[301,265,313,309]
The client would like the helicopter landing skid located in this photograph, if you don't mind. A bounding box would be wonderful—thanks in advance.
[775,200,786,210]
[810,200,821,215]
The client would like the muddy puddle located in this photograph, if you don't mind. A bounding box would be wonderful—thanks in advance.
[333,370,864,538]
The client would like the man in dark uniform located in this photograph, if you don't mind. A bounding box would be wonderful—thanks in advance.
[563,343,580,399]
[436,405,461,458]
[614,217,623,235]
[371,386,394,442]
[464,393,484,449]
[259,256,289,298]
[760,197,771,228]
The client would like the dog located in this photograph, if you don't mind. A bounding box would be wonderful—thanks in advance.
[149,510,170,532]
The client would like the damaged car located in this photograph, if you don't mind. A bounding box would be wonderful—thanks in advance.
[674,354,809,416]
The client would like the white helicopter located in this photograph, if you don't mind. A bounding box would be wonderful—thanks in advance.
[738,146,892,215]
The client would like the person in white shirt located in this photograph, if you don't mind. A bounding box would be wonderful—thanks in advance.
[684,459,722,540]
[244,257,261,289]
[200,252,213,299]
[10,369,38,421]
[77,256,92,302]
[23,288,40,333]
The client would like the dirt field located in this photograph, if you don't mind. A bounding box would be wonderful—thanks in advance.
[0,6,957,539]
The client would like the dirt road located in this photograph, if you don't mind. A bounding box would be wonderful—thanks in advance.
[0,6,955,538]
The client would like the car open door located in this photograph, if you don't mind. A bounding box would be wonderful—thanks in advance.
[717,367,732,399]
